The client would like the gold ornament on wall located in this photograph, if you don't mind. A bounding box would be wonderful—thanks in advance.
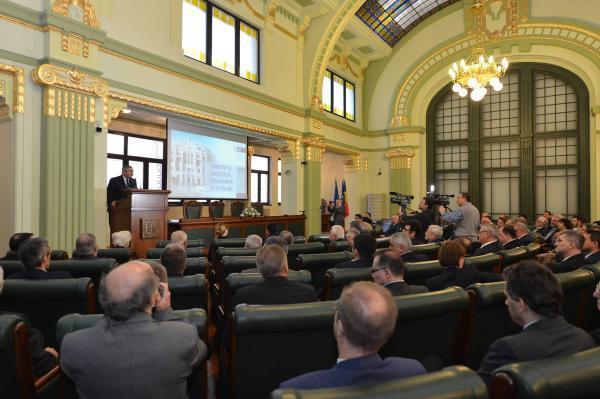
[302,135,326,162]
[385,148,415,170]
[61,33,90,58]
[32,64,108,97]
[51,0,100,28]
[0,63,25,113]
[247,146,255,157]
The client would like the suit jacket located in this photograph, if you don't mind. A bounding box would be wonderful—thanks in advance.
[279,353,426,390]
[6,268,72,280]
[584,251,600,265]
[107,175,137,206]
[478,316,594,381]
[0,250,19,260]
[385,223,402,237]
[232,276,318,307]
[550,253,586,273]
[425,264,503,291]
[473,241,503,256]
[60,309,206,399]
[335,257,373,269]
[516,234,534,246]
[401,251,429,263]
[384,281,429,296]
[532,225,551,237]
[502,240,521,250]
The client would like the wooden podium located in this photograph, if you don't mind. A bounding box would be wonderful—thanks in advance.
[110,189,171,258]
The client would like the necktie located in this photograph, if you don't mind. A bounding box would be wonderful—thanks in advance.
[126,178,131,187]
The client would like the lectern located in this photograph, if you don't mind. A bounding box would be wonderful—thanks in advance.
[110,189,171,258]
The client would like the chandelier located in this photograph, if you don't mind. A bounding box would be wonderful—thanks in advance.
[448,1,509,101]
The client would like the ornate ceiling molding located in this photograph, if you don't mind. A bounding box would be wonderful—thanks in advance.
[51,0,100,28]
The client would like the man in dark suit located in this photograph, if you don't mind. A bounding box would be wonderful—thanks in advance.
[107,165,138,209]
[233,245,317,306]
[1,232,33,260]
[385,214,402,237]
[280,281,426,389]
[61,261,207,398]
[514,222,534,246]
[499,225,520,250]
[583,230,600,264]
[160,243,186,277]
[334,234,376,269]
[472,225,503,256]
[332,199,346,227]
[425,240,502,291]
[72,233,99,259]
[390,232,429,262]
[544,230,586,273]
[7,238,72,280]
[403,219,426,245]
[531,216,551,237]
[371,249,428,296]
[543,214,563,247]
[478,260,594,381]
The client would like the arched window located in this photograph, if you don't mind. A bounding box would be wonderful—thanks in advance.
[427,64,589,220]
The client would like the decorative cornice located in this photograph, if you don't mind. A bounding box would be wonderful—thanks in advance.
[32,64,108,97]
[0,63,25,113]
[51,0,100,28]
[385,148,416,159]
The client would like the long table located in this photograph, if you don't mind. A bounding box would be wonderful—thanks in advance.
[170,215,306,245]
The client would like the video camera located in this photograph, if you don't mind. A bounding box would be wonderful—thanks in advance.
[390,192,414,209]
[426,192,454,207]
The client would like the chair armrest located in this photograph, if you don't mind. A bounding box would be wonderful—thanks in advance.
[34,364,60,391]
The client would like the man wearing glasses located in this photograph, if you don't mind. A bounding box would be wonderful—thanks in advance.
[6,238,72,280]
[371,249,428,296]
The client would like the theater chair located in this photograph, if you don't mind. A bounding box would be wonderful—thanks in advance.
[0,314,59,399]
[307,234,331,245]
[0,278,95,348]
[555,268,596,328]
[404,260,444,286]
[581,264,600,331]
[146,247,204,259]
[0,260,25,277]
[292,236,307,244]
[321,267,372,301]
[51,258,116,309]
[524,243,542,258]
[328,240,350,252]
[411,243,440,260]
[464,281,519,369]
[271,365,489,399]
[490,346,600,399]
[97,248,132,264]
[499,247,529,270]
[56,309,209,399]
[296,251,353,291]
[156,239,204,248]
[50,250,69,260]
[185,257,210,277]
[287,242,326,270]
[465,253,501,273]
[169,274,208,313]
[211,238,248,266]
[376,237,391,249]
[217,247,260,259]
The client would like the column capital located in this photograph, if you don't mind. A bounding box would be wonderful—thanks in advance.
[302,135,326,162]
[32,64,108,97]
[385,147,416,170]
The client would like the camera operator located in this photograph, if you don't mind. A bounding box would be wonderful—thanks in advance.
[401,197,434,232]
[438,192,480,242]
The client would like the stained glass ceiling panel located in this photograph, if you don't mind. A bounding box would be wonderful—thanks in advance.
[356,0,459,47]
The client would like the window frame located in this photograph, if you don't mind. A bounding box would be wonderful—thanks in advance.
[182,0,260,84]
[250,154,270,205]
[322,69,356,122]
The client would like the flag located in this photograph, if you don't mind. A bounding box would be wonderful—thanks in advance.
[342,179,349,217]
[333,180,339,203]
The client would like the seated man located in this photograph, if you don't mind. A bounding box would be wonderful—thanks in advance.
[583,230,600,264]
[266,223,281,238]
[111,231,132,248]
[72,233,99,259]
[280,281,426,389]
[472,224,503,256]
[334,234,376,268]
[389,232,428,262]
[385,214,402,237]
[544,230,586,273]
[60,261,207,398]
[1,232,33,260]
[345,228,360,252]
[478,260,594,381]
[531,216,551,236]
[371,249,428,296]
[514,222,534,246]
[425,225,443,244]
[171,230,188,248]
[403,220,426,245]
[241,236,288,274]
[279,230,294,245]
[329,225,345,242]
[8,238,72,280]
[244,234,263,248]
[499,225,520,250]
[233,245,317,306]
[160,243,186,277]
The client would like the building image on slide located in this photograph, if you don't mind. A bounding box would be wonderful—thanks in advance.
[171,136,209,194]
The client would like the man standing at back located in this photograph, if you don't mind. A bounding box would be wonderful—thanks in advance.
[60,261,207,399]
[280,281,425,389]
[478,260,593,381]
[439,192,480,242]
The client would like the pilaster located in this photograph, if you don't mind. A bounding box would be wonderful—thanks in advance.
[385,147,415,215]
[302,135,325,235]
[278,140,302,216]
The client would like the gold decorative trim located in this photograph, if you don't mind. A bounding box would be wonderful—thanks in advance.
[32,64,108,97]
[89,97,96,123]
[389,115,408,128]
[302,135,326,162]
[44,88,56,116]
[392,133,407,143]
[247,146,255,156]
[0,63,25,113]
[364,159,368,172]
[51,0,100,28]
[390,157,412,169]
[385,148,416,159]
[0,14,48,31]
[61,33,90,58]
[0,80,4,98]
[311,118,322,130]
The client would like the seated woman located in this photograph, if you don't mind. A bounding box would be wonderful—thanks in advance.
[215,223,229,239]
[425,240,503,291]
[111,230,132,248]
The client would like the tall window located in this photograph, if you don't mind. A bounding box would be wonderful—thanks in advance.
[251,155,270,204]
[427,64,589,220]
[277,158,282,205]
[182,0,259,83]
[322,69,355,121]
[106,132,166,190]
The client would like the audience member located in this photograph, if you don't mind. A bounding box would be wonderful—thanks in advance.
[518,214,528,225]
[583,230,600,264]
[147,260,168,283]
[425,225,443,244]
[335,234,376,268]
[543,210,553,221]
[425,240,502,291]
[439,192,480,242]
[279,230,294,245]
[266,223,281,238]
[497,216,508,229]
[403,220,425,245]
[478,260,594,381]
[571,215,584,231]
[244,234,263,248]
[361,212,373,225]
[354,214,363,222]
[514,222,533,246]
[480,216,492,225]
[472,224,502,256]
[215,223,229,239]
[557,218,573,231]
[371,249,428,296]
[544,213,563,244]
[389,232,428,262]
[60,261,207,398]
[280,281,426,389]
[545,230,585,273]
[329,225,345,242]
[111,231,132,248]
[345,228,360,252]
[160,243,186,277]
[73,233,99,259]
[385,214,402,237]
[499,225,519,250]
[264,236,289,253]
[1,232,33,260]
[171,230,188,248]
[8,238,72,280]
[532,216,551,236]
[232,245,317,306]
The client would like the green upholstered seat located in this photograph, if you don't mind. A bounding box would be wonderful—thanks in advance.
[183,200,203,219]
[156,239,204,248]
[328,240,350,252]
[292,236,306,244]
[581,263,600,330]
[185,257,209,276]
[499,247,529,269]
[50,250,69,260]
[168,274,208,312]
[97,248,132,264]
[209,201,225,218]
[307,234,331,245]
[296,251,353,292]
[465,253,501,273]
[287,242,326,270]
[376,237,391,248]
[525,243,542,257]
[411,243,440,260]
[146,247,204,259]
[322,267,372,300]
[231,201,245,217]
[404,260,444,286]
[0,260,25,277]
[555,268,596,327]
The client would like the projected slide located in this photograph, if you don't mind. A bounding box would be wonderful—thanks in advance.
[168,120,247,199]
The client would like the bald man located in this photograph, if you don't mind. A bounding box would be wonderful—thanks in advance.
[280,281,425,389]
[60,261,207,399]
